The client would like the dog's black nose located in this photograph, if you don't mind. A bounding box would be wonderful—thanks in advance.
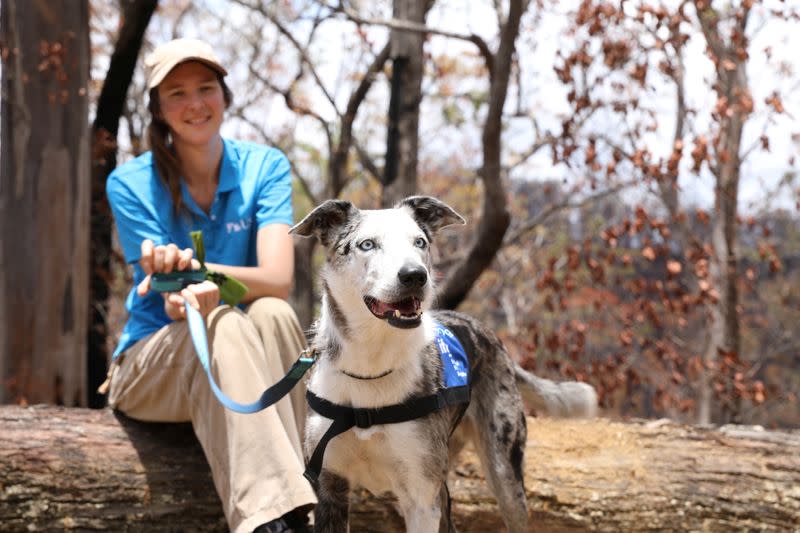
[398,264,427,288]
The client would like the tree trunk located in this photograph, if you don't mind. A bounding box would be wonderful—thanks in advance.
[0,0,91,406]
[89,0,158,409]
[380,0,427,207]
[436,0,525,310]
[2,406,797,532]
[291,238,316,331]
[696,4,749,425]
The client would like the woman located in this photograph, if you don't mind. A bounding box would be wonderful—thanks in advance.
[104,38,315,533]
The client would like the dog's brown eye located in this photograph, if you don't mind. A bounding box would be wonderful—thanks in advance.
[358,239,376,251]
[414,237,427,249]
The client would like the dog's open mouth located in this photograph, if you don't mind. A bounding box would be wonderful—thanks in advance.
[364,296,422,328]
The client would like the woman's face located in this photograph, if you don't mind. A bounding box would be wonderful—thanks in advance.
[157,61,226,149]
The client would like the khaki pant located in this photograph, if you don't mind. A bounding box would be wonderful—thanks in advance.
[108,297,317,533]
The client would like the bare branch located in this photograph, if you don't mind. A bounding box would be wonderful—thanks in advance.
[329,41,391,195]
[693,1,726,60]
[505,134,558,172]
[353,142,382,183]
[503,181,636,248]
[505,112,593,174]
[289,163,319,208]
[238,31,334,154]
[230,0,341,115]
[325,0,494,75]
[170,2,195,40]
[653,22,689,222]
[492,0,505,27]
[740,113,776,163]
[232,108,319,205]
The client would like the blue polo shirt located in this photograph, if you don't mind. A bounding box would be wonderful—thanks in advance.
[106,138,294,358]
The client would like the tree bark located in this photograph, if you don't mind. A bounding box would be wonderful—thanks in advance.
[0,0,91,406]
[2,406,797,532]
[0,406,225,530]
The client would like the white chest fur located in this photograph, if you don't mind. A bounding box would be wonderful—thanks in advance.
[305,315,439,497]
[306,411,427,497]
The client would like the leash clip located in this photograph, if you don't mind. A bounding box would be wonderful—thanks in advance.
[299,347,317,364]
[289,348,317,379]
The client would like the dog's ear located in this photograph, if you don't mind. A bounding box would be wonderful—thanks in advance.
[397,196,466,234]
[290,199,356,246]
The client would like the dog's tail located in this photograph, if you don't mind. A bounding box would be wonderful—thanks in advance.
[514,363,598,418]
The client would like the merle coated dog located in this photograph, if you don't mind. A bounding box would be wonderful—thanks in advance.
[290,196,597,532]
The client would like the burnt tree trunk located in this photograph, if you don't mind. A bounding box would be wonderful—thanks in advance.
[380,0,428,207]
[0,0,91,406]
[89,0,158,409]
[1,406,797,532]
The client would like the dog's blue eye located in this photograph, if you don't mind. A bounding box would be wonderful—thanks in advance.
[358,239,375,251]
[414,237,427,249]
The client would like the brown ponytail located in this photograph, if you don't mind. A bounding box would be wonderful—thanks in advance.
[146,72,233,215]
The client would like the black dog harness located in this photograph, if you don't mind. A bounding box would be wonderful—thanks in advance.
[303,321,471,486]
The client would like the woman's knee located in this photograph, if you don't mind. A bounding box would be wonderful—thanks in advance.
[205,306,267,371]
[247,297,301,328]
[207,305,257,344]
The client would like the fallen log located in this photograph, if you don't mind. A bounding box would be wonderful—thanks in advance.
[1,406,798,531]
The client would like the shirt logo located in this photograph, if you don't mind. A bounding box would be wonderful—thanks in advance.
[226,218,252,234]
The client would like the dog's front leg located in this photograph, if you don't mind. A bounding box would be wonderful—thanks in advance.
[398,482,445,533]
[403,504,442,533]
[314,469,351,533]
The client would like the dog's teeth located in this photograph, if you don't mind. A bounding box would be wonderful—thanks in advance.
[394,310,401,318]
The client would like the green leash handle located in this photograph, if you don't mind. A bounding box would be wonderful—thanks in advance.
[150,270,208,292]
[150,231,248,306]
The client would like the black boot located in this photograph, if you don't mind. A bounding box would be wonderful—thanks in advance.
[253,506,312,533]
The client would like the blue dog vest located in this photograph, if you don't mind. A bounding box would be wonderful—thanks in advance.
[435,322,470,388]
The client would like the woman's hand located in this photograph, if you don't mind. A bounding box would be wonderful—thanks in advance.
[136,239,200,296]
[163,280,220,320]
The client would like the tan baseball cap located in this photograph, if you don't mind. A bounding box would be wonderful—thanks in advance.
[144,38,227,90]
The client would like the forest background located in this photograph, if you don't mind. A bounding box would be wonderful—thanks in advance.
[2,0,799,428]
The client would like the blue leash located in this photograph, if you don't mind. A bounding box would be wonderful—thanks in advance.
[184,300,315,414]
[146,230,312,414]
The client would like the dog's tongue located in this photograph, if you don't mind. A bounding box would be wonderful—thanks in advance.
[374,297,419,316]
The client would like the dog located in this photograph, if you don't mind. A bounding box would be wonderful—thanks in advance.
[290,196,597,532]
